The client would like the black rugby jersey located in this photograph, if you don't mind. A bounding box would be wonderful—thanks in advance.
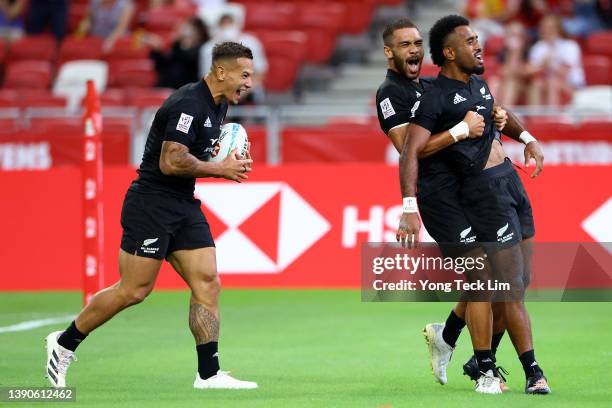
[134,80,228,197]
[410,74,496,176]
[376,69,460,198]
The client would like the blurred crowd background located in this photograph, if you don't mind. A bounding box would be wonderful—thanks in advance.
[0,0,609,167]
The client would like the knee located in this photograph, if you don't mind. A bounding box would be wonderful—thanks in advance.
[118,285,153,307]
[191,272,221,305]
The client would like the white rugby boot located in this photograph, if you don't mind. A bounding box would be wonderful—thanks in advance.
[45,331,77,388]
[423,323,454,385]
[194,371,258,389]
[475,370,503,394]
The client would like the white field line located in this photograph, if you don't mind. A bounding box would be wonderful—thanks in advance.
[0,315,74,334]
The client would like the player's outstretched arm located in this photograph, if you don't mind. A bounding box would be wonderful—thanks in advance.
[498,108,545,178]
[159,141,252,182]
[397,124,430,248]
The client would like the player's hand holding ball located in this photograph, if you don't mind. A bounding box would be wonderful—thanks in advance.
[464,111,485,139]
[210,123,253,183]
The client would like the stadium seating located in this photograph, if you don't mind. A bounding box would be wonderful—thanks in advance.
[334,0,376,34]
[126,87,173,108]
[58,37,104,64]
[53,60,109,110]
[8,36,56,61]
[243,3,297,31]
[104,37,151,62]
[297,3,344,63]
[587,31,612,56]
[3,60,53,89]
[583,55,611,85]
[108,59,157,88]
[253,30,307,92]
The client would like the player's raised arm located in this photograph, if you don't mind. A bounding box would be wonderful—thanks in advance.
[160,141,252,182]
[498,108,545,178]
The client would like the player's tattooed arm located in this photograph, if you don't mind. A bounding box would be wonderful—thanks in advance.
[388,125,455,159]
[160,141,252,182]
[189,304,219,344]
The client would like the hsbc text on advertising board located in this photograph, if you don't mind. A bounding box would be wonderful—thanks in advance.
[0,165,610,290]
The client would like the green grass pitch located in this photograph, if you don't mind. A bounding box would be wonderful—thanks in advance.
[1,290,611,407]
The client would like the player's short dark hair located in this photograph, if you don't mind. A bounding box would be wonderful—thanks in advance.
[429,15,470,67]
[382,18,418,46]
[212,42,253,64]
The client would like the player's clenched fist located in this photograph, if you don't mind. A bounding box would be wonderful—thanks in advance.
[492,105,507,131]
[397,212,421,248]
[463,111,485,139]
[220,148,253,183]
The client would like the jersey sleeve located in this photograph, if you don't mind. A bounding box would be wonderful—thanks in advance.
[376,86,414,135]
[163,97,200,147]
[409,88,442,133]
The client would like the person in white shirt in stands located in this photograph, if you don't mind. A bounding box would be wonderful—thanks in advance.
[200,13,268,104]
[526,14,585,106]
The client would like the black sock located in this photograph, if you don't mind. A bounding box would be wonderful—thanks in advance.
[441,310,465,348]
[57,321,88,352]
[519,349,543,379]
[491,331,505,356]
[474,349,495,373]
[197,342,220,380]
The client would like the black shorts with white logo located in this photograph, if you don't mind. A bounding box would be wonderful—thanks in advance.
[419,183,480,257]
[120,182,215,260]
[460,159,535,250]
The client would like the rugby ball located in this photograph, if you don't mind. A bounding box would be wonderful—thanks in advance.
[209,123,248,162]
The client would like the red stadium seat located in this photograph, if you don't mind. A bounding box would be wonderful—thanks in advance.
[0,117,19,132]
[4,61,53,89]
[126,87,173,108]
[334,0,375,34]
[583,55,611,85]
[58,37,104,64]
[253,30,307,92]
[0,89,18,107]
[17,90,67,108]
[587,31,612,56]
[243,3,297,31]
[143,7,183,33]
[104,36,151,61]
[297,3,343,63]
[8,35,56,61]
[108,59,157,88]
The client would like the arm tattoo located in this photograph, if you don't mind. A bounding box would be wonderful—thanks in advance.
[162,142,200,177]
[189,303,219,345]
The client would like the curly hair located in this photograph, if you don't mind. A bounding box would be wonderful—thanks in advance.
[212,41,253,63]
[382,18,418,46]
[429,15,470,67]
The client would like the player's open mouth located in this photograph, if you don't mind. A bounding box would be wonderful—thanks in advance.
[406,57,421,74]
[474,52,483,64]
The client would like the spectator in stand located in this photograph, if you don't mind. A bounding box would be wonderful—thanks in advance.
[199,13,267,103]
[0,0,25,41]
[526,14,585,106]
[145,16,209,89]
[78,0,134,53]
[506,0,548,38]
[487,22,530,106]
[562,0,606,37]
[25,0,68,41]
[463,0,511,45]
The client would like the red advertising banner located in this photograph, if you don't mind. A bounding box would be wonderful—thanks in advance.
[0,164,610,290]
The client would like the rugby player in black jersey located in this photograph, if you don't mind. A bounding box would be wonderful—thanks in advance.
[397,15,550,394]
[44,42,258,390]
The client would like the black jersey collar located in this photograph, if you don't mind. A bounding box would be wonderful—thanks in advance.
[386,69,425,89]
[198,79,218,108]
[436,73,473,89]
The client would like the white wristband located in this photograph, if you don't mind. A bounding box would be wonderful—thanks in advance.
[403,197,418,213]
[519,130,537,145]
[449,121,469,142]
